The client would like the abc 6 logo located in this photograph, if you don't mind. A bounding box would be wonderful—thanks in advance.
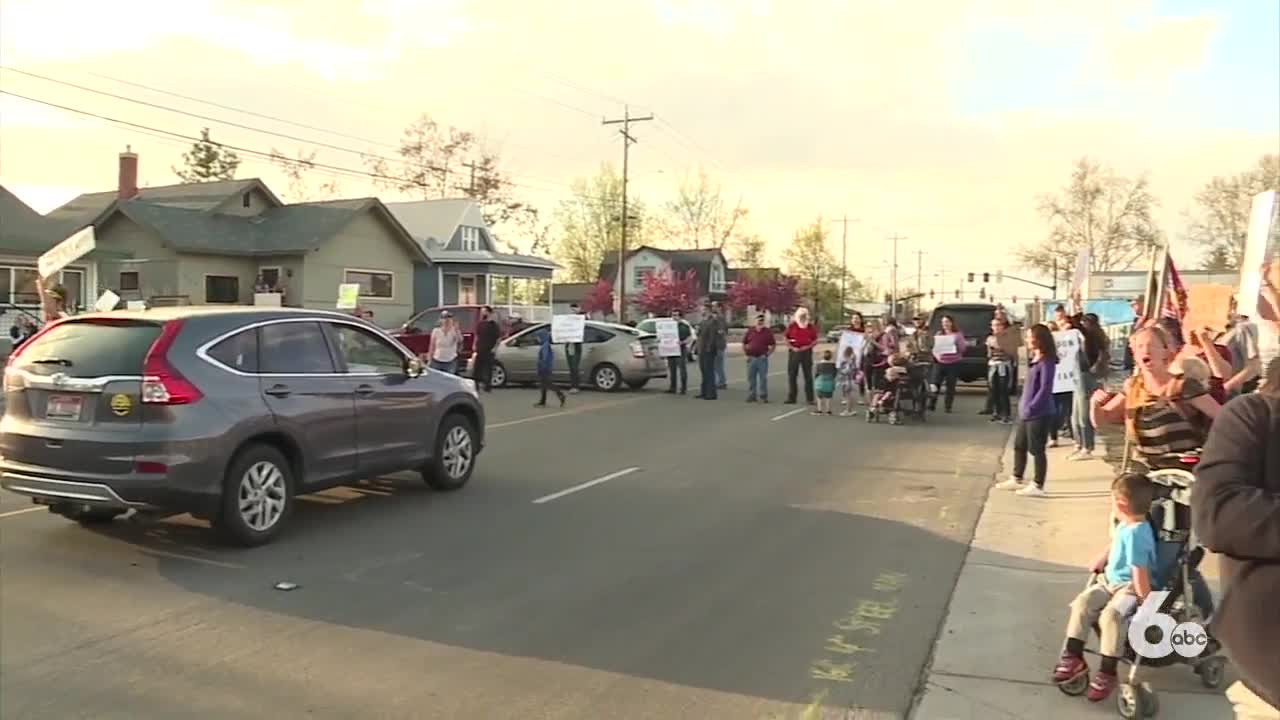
[1127,591,1209,659]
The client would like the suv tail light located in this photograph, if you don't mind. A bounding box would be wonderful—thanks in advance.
[629,341,645,359]
[141,320,203,405]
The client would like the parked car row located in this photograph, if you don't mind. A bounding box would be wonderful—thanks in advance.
[0,307,485,546]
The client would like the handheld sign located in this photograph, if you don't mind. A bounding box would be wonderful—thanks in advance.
[551,314,586,344]
[94,290,120,313]
[932,334,958,357]
[254,292,282,307]
[655,319,682,357]
[39,226,96,279]
[336,283,360,310]
[1052,329,1083,394]
[126,300,147,311]
[837,330,866,364]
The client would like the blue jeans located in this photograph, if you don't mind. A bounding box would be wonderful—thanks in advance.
[747,355,769,400]
[1071,372,1096,451]
[429,358,457,375]
[715,350,727,387]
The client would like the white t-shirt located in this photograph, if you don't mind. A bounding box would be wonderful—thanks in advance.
[430,327,461,363]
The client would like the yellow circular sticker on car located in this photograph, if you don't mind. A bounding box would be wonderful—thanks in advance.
[110,393,132,416]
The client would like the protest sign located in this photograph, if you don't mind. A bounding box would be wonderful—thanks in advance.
[1052,329,1083,394]
[94,290,120,313]
[551,314,586,343]
[837,330,866,363]
[655,319,682,357]
[932,334,957,357]
[1071,247,1090,298]
[1237,190,1279,370]
[39,226,95,278]
[1184,285,1235,336]
[126,300,147,311]
[254,292,282,307]
[336,283,360,310]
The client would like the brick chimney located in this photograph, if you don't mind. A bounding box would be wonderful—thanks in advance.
[118,145,139,200]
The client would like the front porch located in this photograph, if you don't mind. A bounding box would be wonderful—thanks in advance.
[418,262,555,322]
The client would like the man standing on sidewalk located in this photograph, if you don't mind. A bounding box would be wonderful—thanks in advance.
[565,302,584,394]
[472,306,501,392]
[742,313,775,402]
[713,301,729,390]
[665,309,692,395]
[696,302,724,400]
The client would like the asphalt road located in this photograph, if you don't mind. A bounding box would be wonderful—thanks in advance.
[1,352,1010,720]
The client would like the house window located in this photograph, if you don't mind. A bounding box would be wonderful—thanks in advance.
[633,265,656,288]
[12,268,39,305]
[257,267,281,292]
[205,275,240,304]
[343,269,393,299]
[710,264,726,293]
[60,269,84,311]
[489,275,511,304]
[120,271,140,291]
[0,266,84,308]
[460,226,480,252]
[459,276,477,304]
[242,192,252,208]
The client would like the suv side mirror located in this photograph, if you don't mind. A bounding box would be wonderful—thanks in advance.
[405,356,425,378]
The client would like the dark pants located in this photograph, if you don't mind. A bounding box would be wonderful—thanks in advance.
[566,345,582,390]
[1014,415,1052,488]
[930,363,960,411]
[473,349,495,391]
[667,355,687,393]
[986,363,1012,418]
[698,349,719,399]
[1051,392,1072,440]
[538,372,565,405]
[786,349,814,403]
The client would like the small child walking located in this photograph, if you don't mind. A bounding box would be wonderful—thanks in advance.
[534,329,566,408]
[813,349,838,415]
[1052,473,1157,702]
[837,345,860,416]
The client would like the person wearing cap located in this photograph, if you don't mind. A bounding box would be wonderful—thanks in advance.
[427,311,462,374]
[741,313,775,402]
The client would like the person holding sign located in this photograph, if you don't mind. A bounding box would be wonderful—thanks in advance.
[929,315,965,413]
[662,310,693,395]
[34,276,70,322]
[565,303,585,393]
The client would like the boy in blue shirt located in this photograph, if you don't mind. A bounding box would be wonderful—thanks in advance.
[534,329,566,408]
[1053,473,1157,702]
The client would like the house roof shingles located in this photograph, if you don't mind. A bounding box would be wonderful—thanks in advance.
[0,185,61,254]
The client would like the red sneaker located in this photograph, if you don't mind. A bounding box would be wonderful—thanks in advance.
[1052,653,1088,683]
[1087,672,1118,702]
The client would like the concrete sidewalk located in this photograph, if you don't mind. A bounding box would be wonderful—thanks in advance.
[910,435,1234,720]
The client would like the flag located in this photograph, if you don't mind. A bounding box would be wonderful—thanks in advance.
[1161,251,1188,321]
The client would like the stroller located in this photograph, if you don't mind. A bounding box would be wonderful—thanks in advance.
[866,361,929,425]
[1056,452,1227,718]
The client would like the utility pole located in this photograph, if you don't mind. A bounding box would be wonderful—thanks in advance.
[602,105,654,323]
[462,160,479,196]
[887,234,907,318]
[914,249,925,315]
[831,216,858,316]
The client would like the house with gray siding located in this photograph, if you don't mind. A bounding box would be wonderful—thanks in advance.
[384,199,558,321]
[598,246,732,322]
[44,149,428,327]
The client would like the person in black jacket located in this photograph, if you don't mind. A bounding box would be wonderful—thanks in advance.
[1192,359,1280,717]
[472,306,500,392]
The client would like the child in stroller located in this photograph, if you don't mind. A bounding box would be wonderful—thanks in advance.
[1053,469,1226,718]
[867,353,911,424]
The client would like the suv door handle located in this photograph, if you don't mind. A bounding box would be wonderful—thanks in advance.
[354,384,376,396]
[264,384,292,398]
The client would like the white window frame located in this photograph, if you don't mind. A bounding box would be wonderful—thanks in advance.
[258,266,283,289]
[458,275,477,304]
[709,263,727,294]
[632,265,656,289]
[460,226,480,252]
[203,274,241,304]
[0,264,86,309]
[343,268,394,300]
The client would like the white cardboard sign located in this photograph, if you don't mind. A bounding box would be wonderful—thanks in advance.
[94,290,120,313]
[336,283,360,310]
[1052,329,1083,394]
[655,319,682,357]
[551,314,586,343]
[39,226,96,278]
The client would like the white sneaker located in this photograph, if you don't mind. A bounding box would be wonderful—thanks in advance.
[995,477,1023,491]
[1068,450,1093,462]
[1016,484,1046,497]
[1048,438,1059,448]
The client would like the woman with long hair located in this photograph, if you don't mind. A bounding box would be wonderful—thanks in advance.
[996,324,1057,496]
[1091,325,1221,470]
[784,307,819,405]
[1192,358,1280,717]
[427,312,463,375]
[929,314,966,413]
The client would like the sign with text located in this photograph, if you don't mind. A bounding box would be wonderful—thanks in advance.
[335,283,360,310]
[551,314,586,344]
[655,319,682,357]
[931,333,957,357]
[38,226,95,278]
[1237,190,1279,371]
[93,290,120,313]
[1052,329,1083,394]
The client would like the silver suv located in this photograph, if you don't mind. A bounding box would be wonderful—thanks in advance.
[0,307,485,546]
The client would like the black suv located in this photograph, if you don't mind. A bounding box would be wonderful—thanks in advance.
[925,303,998,384]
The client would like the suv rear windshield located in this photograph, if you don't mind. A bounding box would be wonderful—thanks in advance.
[930,307,995,339]
[13,320,162,377]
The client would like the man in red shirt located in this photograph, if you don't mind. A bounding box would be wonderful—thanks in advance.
[742,314,776,402]
[784,307,820,404]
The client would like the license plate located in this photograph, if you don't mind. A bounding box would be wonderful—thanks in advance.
[46,394,83,421]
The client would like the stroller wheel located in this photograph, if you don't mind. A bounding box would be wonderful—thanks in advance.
[1140,683,1159,717]
[1196,657,1226,689]
[1057,672,1088,696]
[1116,682,1146,719]
[865,410,875,423]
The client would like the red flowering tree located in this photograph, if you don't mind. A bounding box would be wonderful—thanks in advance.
[729,275,800,319]
[633,269,700,316]
[580,279,614,317]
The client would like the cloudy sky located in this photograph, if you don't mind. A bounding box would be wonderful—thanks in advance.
[1,0,1276,296]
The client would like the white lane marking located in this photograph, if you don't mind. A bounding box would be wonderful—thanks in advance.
[532,467,641,504]
[139,548,246,569]
[488,396,651,430]
[769,407,808,422]
[0,506,45,519]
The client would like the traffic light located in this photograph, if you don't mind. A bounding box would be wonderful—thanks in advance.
[929,289,935,299]
[954,289,961,299]
[1012,295,1018,304]
[982,272,990,283]
[979,287,986,299]
[967,272,975,283]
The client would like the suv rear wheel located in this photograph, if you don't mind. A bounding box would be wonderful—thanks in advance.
[423,413,476,491]
[214,444,294,547]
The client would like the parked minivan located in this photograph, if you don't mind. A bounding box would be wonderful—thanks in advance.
[0,307,485,546]
[925,303,998,384]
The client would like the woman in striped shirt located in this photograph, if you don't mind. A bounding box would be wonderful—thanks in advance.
[1091,326,1221,469]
